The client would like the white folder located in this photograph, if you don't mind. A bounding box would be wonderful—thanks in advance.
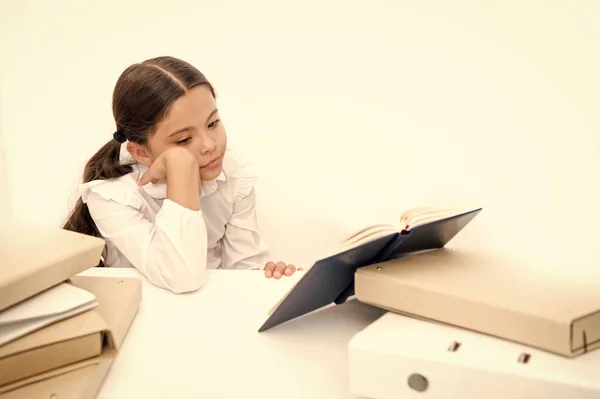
[349,311,600,399]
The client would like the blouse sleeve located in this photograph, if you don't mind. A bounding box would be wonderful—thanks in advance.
[220,155,269,270]
[82,182,208,293]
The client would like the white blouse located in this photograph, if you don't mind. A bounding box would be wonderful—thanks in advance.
[78,147,269,293]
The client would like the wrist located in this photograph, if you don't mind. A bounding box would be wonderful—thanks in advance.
[164,148,198,168]
[165,152,201,211]
[166,156,200,183]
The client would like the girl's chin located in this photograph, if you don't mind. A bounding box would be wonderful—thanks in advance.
[200,166,223,182]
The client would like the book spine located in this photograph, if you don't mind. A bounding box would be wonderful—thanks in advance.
[374,233,405,263]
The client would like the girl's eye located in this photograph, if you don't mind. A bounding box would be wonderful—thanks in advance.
[177,137,192,145]
[208,119,220,129]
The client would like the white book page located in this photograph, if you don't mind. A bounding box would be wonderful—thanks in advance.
[0,283,98,345]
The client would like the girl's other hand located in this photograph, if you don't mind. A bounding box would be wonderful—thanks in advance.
[262,261,302,279]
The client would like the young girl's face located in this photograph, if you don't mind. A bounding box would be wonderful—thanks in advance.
[134,84,227,182]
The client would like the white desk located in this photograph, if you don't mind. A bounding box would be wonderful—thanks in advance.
[80,268,385,399]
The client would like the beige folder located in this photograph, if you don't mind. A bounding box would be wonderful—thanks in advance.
[0,304,106,387]
[0,275,141,398]
[0,225,105,311]
[354,248,600,357]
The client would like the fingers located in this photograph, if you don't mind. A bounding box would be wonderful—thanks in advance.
[264,261,276,278]
[264,262,302,278]
[137,173,159,186]
[272,262,287,279]
[283,264,296,276]
[264,262,290,279]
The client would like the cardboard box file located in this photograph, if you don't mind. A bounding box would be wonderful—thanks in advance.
[0,307,105,386]
[0,225,105,311]
[354,248,600,357]
[0,275,141,397]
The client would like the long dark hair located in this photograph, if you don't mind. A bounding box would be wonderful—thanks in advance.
[63,56,215,239]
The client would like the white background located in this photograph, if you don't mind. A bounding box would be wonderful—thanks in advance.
[1,0,599,273]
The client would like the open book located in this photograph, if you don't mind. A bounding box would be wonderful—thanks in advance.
[339,207,477,253]
[259,206,482,332]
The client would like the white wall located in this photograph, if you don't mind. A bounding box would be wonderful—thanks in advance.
[1,0,599,273]
[0,109,8,222]
[0,62,10,223]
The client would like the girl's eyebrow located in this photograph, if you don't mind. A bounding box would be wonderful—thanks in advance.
[168,126,194,138]
[167,109,219,137]
[205,108,218,123]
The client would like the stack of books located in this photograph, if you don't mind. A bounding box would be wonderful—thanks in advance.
[0,225,141,398]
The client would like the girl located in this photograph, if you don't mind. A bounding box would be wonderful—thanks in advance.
[63,56,297,293]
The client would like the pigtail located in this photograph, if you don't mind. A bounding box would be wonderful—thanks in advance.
[82,138,132,182]
[62,139,133,240]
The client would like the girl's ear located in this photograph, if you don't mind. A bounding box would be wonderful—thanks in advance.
[126,142,153,167]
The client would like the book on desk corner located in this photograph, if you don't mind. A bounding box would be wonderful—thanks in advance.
[258,206,482,332]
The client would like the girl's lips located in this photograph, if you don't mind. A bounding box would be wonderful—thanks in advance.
[201,154,222,169]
